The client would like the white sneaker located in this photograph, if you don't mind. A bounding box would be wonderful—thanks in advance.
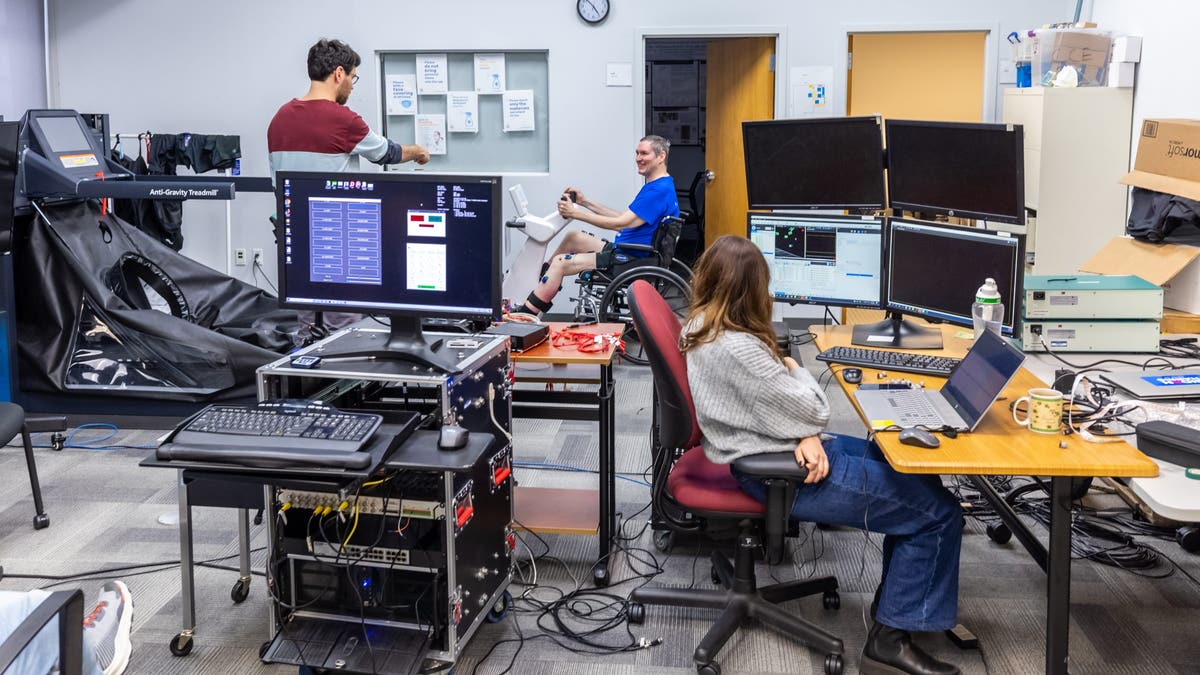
[83,580,133,675]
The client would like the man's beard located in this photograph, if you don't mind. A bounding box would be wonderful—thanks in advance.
[335,92,349,105]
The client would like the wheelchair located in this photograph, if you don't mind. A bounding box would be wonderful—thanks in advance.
[569,216,691,365]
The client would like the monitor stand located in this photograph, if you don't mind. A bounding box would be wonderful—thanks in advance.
[851,311,943,349]
[324,316,464,373]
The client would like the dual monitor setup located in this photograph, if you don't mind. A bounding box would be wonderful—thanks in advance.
[743,116,1027,349]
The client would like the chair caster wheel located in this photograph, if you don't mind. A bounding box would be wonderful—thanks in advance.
[822,590,840,610]
[231,578,250,604]
[696,661,721,675]
[627,601,645,624]
[33,514,49,530]
[710,564,722,586]
[824,653,844,675]
[986,523,1012,545]
[485,591,512,623]
[653,530,674,553]
[169,632,193,657]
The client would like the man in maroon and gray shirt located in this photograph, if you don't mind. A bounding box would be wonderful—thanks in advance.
[268,38,430,339]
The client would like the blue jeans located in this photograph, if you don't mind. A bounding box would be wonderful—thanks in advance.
[0,589,102,675]
[732,433,962,632]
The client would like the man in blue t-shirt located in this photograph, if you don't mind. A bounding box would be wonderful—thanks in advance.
[512,135,680,316]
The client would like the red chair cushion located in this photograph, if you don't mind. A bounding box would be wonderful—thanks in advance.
[667,446,764,515]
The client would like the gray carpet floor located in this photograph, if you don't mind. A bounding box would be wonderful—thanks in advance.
[1,344,1199,674]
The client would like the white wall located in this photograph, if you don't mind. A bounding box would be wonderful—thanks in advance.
[1090,0,1200,158]
[0,0,46,120]
[46,0,1072,309]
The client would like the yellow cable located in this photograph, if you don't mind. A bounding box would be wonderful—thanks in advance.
[342,502,360,548]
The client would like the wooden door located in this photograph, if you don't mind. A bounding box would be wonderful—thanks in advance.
[704,37,775,246]
[848,31,986,121]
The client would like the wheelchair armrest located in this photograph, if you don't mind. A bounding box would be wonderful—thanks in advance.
[25,416,68,434]
[0,589,85,675]
[611,242,655,253]
[733,452,805,565]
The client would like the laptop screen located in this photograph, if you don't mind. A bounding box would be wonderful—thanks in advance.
[941,330,1026,428]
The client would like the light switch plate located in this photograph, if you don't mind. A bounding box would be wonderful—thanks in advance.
[606,62,633,87]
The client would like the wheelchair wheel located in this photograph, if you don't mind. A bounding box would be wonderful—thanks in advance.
[668,259,693,283]
[598,267,690,365]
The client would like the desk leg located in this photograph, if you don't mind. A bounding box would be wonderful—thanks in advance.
[592,363,616,587]
[968,476,1048,572]
[234,509,252,603]
[1046,476,1072,675]
[174,472,196,655]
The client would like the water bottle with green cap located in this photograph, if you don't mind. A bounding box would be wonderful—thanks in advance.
[972,278,1004,340]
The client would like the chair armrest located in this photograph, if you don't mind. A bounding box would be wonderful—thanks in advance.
[0,589,85,675]
[611,242,655,253]
[733,452,805,565]
[25,416,68,434]
[733,451,808,482]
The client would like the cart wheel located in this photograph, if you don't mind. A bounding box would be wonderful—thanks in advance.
[824,652,844,675]
[169,632,193,657]
[697,660,721,675]
[33,514,49,530]
[986,523,1012,545]
[230,578,250,604]
[627,601,645,624]
[486,591,512,623]
[822,590,840,610]
[653,530,674,554]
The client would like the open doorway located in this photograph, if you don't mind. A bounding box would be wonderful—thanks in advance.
[644,35,777,262]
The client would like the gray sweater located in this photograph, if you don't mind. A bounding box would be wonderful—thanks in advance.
[685,326,830,464]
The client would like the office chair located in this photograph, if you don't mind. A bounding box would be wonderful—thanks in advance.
[625,280,845,675]
[0,402,66,530]
[0,589,85,675]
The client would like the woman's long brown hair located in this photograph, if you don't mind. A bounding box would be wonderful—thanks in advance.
[680,235,779,358]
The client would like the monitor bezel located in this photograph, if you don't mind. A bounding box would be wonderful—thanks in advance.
[742,116,887,211]
[274,170,503,322]
[883,217,1026,337]
[746,210,887,310]
[884,119,1026,225]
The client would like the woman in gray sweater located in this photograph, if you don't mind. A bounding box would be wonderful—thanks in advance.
[681,235,962,675]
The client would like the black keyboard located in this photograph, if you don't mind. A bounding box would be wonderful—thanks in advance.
[174,400,383,453]
[816,346,962,377]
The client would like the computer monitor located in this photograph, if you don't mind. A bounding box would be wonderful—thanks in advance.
[276,171,502,371]
[853,218,1025,349]
[742,116,886,211]
[884,119,1025,225]
[747,212,885,309]
[0,122,17,251]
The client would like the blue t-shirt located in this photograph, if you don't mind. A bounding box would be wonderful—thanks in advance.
[616,175,680,256]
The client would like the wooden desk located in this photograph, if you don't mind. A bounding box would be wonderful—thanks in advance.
[812,324,1157,675]
[510,322,623,586]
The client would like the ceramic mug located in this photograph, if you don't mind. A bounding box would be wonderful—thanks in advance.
[1012,387,1064,434]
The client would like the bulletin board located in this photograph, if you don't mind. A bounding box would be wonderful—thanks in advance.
[378,50,550,173]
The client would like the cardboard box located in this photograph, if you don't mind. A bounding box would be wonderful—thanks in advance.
[1108,61,1135,88]
[1120,119,1200,202]
[1035,29,1112,86]
[1111,35,1143,62]
[1080,237,1200,314]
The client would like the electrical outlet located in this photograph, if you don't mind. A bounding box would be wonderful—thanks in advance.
[252,248,264,265]
[234,248,247,266]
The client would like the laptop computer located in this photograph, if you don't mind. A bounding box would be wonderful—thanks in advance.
[853,330,1026,431]
[1098,370,1200,400]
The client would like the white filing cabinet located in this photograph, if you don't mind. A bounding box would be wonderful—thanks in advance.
[1003,87,1133,275]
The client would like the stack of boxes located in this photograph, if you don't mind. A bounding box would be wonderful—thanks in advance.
[1109,35,1142,88]
[1019,274,1163,352]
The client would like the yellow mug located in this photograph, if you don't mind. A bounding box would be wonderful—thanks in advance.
[1012,387,1064,434]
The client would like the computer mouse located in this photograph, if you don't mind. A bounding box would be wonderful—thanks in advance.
[841,367,863,385]
[438,424,470,450]
[898,427,940,448]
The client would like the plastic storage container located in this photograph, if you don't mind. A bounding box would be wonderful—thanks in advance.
[1032,29,1113,87]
